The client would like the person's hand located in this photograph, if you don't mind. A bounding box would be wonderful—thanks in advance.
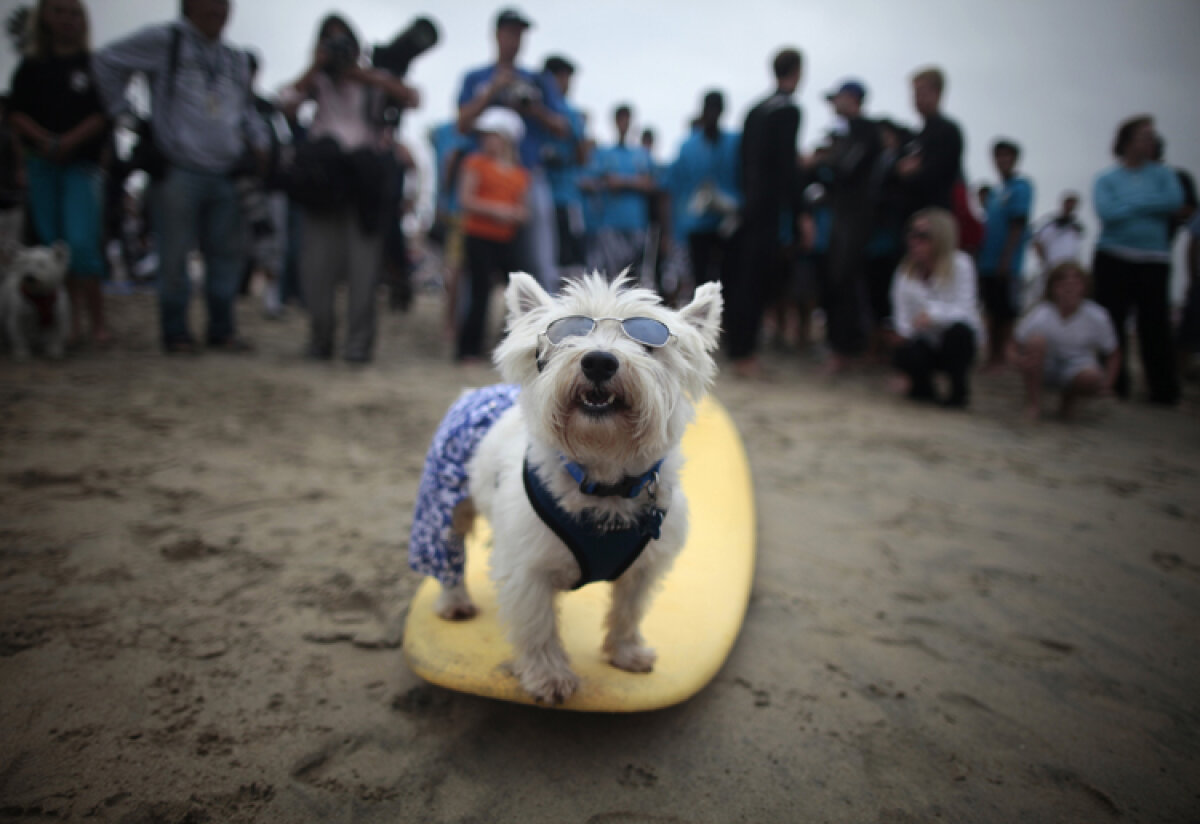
[799,213,816,252]
[40,133,66,162]
[912,311,932,331]
[896,153,921,177]
[486,67,517,101]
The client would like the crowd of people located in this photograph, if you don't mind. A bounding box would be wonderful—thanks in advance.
[3,0,1197,418]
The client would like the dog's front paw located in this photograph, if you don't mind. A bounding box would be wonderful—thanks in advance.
[434,583,478,621]
[607,642,657,673]
[515,660,580,705]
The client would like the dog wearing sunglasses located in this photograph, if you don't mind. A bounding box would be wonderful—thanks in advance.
[410,271,722,704]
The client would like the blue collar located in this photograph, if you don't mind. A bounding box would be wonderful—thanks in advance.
[560,456,663,498]
[523,458,666,590]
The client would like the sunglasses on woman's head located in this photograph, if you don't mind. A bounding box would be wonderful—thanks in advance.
[543,316,674,348]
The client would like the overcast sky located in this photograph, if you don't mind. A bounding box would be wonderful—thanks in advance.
[2,0,1198,281]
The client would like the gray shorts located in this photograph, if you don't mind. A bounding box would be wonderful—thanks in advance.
[1044,352,1100,387]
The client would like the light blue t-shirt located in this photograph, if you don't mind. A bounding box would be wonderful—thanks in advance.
[978,175,1034,275]
[457,64,568,170]
[669,128,742,240]
[1093,162,1184,261]
[590,142,654,231]
[429,121,471,216]
[544,106,586,207]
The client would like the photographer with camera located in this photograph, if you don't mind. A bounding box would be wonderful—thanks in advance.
[457,7,568,293]
[278,13,421,364]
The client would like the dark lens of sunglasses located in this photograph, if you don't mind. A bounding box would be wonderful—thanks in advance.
[622,317,671,347]
[546,316,595,344]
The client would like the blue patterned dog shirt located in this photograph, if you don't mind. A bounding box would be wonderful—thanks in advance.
[408,384,521,587]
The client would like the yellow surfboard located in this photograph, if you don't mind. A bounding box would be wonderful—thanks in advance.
[403,395,755,712]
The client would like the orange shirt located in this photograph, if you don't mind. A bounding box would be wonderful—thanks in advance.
[461,153,530,242]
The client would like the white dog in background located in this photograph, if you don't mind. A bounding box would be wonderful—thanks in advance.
[0,241,71,360]
[435,272,722,705]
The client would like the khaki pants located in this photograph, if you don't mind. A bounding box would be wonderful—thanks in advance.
[301,209,382,360]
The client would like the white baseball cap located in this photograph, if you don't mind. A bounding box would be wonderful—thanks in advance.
[475,106,525,143]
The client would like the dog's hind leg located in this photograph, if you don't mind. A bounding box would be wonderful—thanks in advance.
[433,500,479,620]
[497,570,579,704]
[434,582,477,620]
[603,565,659,673]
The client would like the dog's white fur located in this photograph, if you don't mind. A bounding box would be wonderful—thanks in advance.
[0,241,71,360]
[439,271,723,704]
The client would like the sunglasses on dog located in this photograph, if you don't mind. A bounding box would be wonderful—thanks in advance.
[543,316,674,348]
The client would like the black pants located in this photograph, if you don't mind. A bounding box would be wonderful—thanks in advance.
[892,322,977,404]
[727,216,780,359]
[458,234,519,360]
[1092,249,1179,404]
[865,251,902,327]
[688,229,737,288]
[554,203,585,269]
[823,210,873,357]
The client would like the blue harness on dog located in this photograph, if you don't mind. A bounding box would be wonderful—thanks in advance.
[523,458,667,590]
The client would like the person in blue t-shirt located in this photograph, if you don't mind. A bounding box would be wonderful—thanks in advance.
[428,119,472,338]
[1092,114,1184,404]
[540,55,588,282]
[977,139,1034,369]
[670,90,742,294]
[589,103,655,279]
[456,8,568,292]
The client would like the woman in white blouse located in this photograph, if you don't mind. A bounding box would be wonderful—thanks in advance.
[888,208,984,408]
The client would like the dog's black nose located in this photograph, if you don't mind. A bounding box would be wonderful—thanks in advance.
[581,350,619,383]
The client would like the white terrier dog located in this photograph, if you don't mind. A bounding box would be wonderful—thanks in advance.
[416,272,722,705]
[0,241,71,360]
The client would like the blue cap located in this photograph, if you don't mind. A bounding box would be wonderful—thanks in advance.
[825,80,867,102]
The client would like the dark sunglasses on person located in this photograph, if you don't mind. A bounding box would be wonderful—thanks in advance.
[543,316,674,348]
[907,228,933,241]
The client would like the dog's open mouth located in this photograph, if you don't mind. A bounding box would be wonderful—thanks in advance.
[578,386,622,416]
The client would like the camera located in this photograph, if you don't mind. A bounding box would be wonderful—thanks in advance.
[372,17,439,78]
[322,32,358,77]
[370,17,439,127]
[497,78,542,109]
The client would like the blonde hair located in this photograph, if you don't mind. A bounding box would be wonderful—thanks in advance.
[1043,260,1091,302]
[899,208,958,286]
[27,0,91,58]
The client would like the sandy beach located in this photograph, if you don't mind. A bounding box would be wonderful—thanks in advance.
[1,283,1198,823]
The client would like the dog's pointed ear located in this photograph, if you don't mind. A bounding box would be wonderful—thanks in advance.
[678,281,723,350]
[505,271,553,321]
[50,240,71,269]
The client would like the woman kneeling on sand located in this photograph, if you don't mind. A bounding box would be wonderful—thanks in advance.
[1011,260,1121,421]
[887,208,984,408]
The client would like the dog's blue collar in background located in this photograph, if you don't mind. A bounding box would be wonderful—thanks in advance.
[523,458,666,590]
[561,457,663,499]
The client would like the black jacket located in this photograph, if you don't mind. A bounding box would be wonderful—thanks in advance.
[740,91,801,219]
